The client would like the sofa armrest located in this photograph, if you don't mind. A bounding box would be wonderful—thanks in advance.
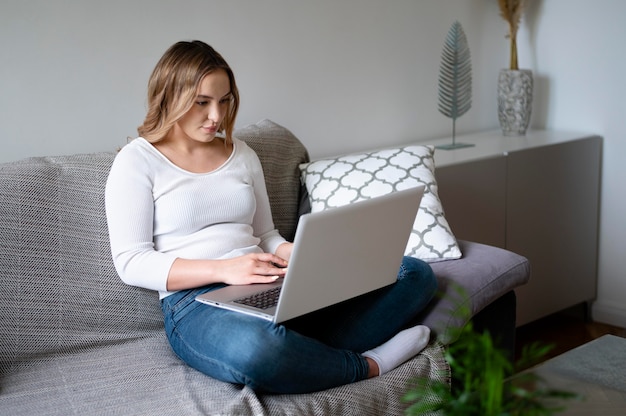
[420,240,530,344]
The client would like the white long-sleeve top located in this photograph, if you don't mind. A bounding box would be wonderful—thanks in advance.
[105,137,286,299]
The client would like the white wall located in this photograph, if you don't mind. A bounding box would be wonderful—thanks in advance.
[0,0,501,161]
[1,0,624,327]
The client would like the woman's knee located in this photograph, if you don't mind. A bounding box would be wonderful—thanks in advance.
[399,256,438,296]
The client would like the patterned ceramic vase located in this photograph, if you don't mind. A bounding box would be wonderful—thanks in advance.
[497,69,533,136]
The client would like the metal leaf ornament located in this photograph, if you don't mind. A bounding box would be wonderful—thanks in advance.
[437,21,474,149]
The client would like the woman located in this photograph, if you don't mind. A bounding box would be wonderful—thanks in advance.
[105,40,437,394]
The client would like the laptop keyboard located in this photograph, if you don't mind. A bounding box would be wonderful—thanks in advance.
[233,286,282,310]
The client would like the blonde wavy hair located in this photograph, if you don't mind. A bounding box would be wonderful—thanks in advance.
[137,40,240,144]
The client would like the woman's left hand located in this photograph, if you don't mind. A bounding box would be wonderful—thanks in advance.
[275,242,293,264]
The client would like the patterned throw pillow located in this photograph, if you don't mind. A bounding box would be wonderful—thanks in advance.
[299,145,461,262]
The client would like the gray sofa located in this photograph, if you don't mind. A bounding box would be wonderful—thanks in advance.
[0,120,530,415]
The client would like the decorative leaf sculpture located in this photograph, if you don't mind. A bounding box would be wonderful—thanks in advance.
[437,21,474,149]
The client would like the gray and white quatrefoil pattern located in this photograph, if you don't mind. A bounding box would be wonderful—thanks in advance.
[299,145,461,262]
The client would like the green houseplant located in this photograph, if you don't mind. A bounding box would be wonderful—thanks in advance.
[403,287,578,415]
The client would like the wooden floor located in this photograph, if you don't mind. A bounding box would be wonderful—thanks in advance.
[514,304,626,370]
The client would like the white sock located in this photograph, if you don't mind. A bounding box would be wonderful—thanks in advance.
[362,325,430,376]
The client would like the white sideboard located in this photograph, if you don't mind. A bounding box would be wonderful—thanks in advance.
[421,130,602,326]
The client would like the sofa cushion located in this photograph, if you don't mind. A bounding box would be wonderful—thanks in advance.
[235,119,310,242]
[299,144,462,262]
[0,153,164,366]
[0,332,449,416]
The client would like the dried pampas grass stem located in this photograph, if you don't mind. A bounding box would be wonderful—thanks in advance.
[498,0,527,70]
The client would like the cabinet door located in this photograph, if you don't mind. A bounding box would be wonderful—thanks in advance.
[436,156,507,248]
[507,137,602,326]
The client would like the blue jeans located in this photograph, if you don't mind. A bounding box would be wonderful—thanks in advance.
[161,256,437,394]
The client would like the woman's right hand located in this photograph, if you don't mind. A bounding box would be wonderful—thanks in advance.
[217,252,288,286]
[165,252,288,291]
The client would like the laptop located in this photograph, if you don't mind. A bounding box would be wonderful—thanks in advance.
[196,185,425,323]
